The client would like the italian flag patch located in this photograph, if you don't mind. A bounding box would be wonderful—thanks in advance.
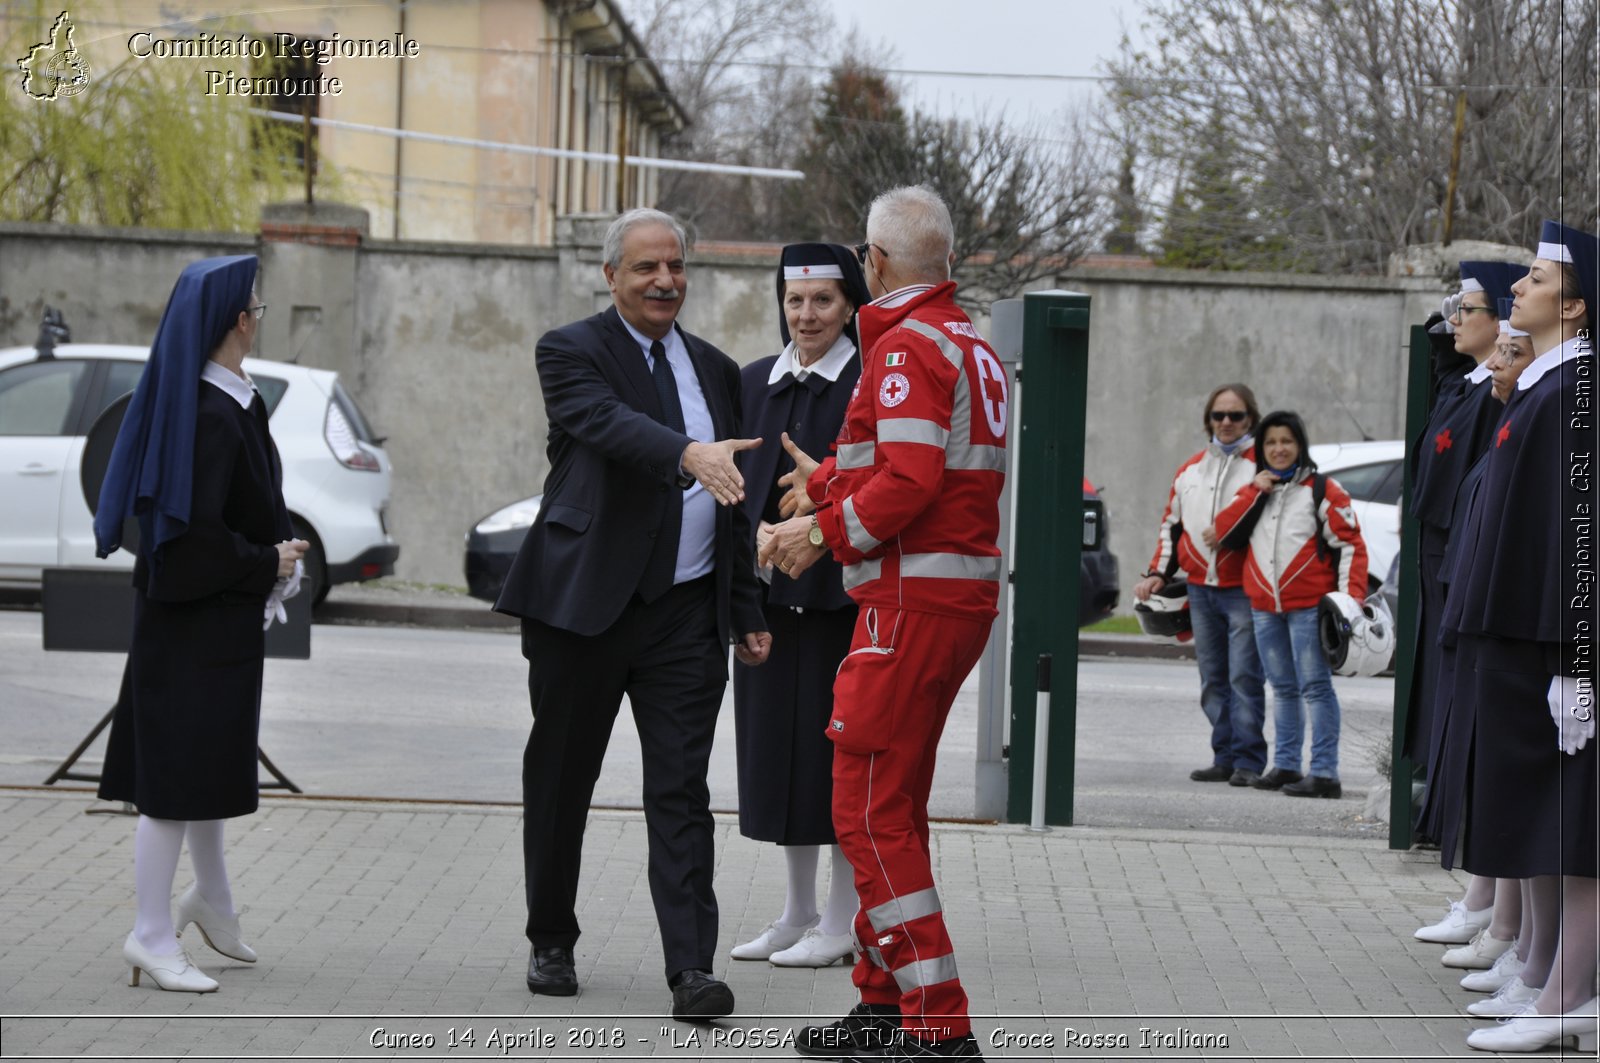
[884,351,906,367]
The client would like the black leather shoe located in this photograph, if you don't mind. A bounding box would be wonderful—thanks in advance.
[670,969,734,1021]
[1189,764,1232,782]
[1282,775,1342,799]
[1228,768,1262,787]
[526,945,576,996]
[1251,768,1303,790]
[796,1002,902,1057]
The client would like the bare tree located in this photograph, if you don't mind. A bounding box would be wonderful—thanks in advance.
[1108,0,1598,273]
[617,0,836,238]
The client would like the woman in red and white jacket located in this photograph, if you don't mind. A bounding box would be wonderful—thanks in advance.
[1215,410,1368,799]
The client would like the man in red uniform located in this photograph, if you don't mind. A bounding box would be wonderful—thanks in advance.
[762,185,1006,1060]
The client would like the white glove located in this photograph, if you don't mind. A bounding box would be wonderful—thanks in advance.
[263,560,305,631]
[1548,675,1596,755]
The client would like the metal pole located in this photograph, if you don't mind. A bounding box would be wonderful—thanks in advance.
[1029,655,1052,832]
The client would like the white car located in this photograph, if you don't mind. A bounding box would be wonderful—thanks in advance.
[0,339,398,602]
[1309,439,1404,592]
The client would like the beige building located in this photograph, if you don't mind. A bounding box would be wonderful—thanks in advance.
[7,0,685,244]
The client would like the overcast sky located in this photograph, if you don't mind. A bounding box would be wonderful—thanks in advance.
[822,0,1148,123]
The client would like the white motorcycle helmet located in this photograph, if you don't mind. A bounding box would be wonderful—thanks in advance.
[1134,580,1192,644]
[1318,592,1394,677]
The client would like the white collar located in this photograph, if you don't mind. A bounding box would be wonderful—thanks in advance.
[1465,362,1493,383]
[1518,335,1593,390]
[201,359,257,410]
[870,284,935,309]
[767,333,857,385]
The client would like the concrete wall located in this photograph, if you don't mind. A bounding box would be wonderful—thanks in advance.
[0,220,1443,594]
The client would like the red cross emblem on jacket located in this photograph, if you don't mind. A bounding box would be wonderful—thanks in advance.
[1434,429,1453,454]
[1496,420,1512,448]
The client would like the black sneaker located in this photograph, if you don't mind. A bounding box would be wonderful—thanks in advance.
[1189,764,1232,782]
[795,1002,902,1058]
[873,1032,985,1059]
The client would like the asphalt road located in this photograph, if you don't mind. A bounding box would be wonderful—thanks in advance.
[0,611,1396,837]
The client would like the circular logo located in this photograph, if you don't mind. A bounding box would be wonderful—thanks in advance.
[879,372,910,408]
[46,50,91,97]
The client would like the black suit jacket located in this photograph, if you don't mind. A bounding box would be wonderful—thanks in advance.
[495,306,765,642]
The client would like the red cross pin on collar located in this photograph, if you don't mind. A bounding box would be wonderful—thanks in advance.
[1496,420,1512,448]
[1434,428,1454,454]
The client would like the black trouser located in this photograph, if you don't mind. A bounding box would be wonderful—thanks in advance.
[520,575,726,981]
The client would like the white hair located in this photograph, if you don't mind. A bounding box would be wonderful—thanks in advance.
[866,185,954,282]
[603,208,688,270]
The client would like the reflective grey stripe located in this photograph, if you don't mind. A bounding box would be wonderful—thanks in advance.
[892,954,960,993]
[865,945,889,970]
[900,553,1002,581]
[901,319,964,369]
[843,559,881,591]
[946,443,1006,472]
[842,497,879,553]
[901,318,986,473]
[866,887,943,932]
[877,417,949,448]
[837,441,876,469]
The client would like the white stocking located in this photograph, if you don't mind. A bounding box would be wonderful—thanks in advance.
[779,845,821,928]
[818,845,857,936]
[1533,875,1599,1015]
[185,819,235,919]
[132,815,185,954]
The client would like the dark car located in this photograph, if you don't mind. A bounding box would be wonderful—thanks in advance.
[467,484,1121,628]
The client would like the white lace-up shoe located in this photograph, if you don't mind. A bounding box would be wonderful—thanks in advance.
[1443,929,1515,969]
[1460,947,1524,992]
[175,885,257,963]
[730,916,818,960]
[770,928,855,967]
[1465,998,1598,1052]
[123,933,219,993]
[1415,900,1493,943]
[1466,977,1540,1017]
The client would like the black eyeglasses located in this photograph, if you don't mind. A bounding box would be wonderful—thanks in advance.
[854,242,887,265]
[248,304,267,320]
[1210,410,1249,423]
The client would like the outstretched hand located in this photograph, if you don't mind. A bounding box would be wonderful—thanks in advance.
[682,437,762,505]
[776,432,821,517]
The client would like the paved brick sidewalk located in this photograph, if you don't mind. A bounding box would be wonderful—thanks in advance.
[1,790,1503,1060]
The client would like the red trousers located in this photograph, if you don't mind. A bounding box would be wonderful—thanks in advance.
[829,607,992,1043]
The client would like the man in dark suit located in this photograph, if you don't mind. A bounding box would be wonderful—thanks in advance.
[495,208,771,1021]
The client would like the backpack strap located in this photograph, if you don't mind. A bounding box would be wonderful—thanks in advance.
[1311,473,1331,563]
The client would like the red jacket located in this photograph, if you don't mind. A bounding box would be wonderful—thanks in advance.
[1144,442,1257,588]
[1214,469,1368,613]
[808,282,1006,621]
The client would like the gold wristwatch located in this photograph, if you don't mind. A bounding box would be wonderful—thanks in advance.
[808,515,825,548]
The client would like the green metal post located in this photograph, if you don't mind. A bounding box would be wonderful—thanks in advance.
[1008,291,1091,825]
[1389,324,1433,848]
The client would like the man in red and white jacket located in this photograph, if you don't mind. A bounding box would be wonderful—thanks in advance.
[763,185,1004,1061]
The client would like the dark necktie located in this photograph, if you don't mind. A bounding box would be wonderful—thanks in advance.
[639,340,685,602]
[650,340,686,433]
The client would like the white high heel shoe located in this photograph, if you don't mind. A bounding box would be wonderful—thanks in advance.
[175,885,257,963]
[123,933,218,993]
[1466,998,1599,1053]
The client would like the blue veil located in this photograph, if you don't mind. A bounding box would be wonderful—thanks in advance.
[93,255,258,558]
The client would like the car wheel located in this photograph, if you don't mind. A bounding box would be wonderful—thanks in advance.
[291,519,329,606]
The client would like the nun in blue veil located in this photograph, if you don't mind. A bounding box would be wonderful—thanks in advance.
[95,255,307,994]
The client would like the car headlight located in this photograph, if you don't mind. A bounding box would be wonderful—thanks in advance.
[474,498,541,536]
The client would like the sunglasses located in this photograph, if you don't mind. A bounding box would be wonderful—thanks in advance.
[1210,410,1249,423]
[854,242,887,265]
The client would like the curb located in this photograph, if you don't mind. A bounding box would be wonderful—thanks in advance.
[316,599,1196,661]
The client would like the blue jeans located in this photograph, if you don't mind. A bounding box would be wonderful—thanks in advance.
[1187,583,1267,772]
[1251,606,1342,779]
